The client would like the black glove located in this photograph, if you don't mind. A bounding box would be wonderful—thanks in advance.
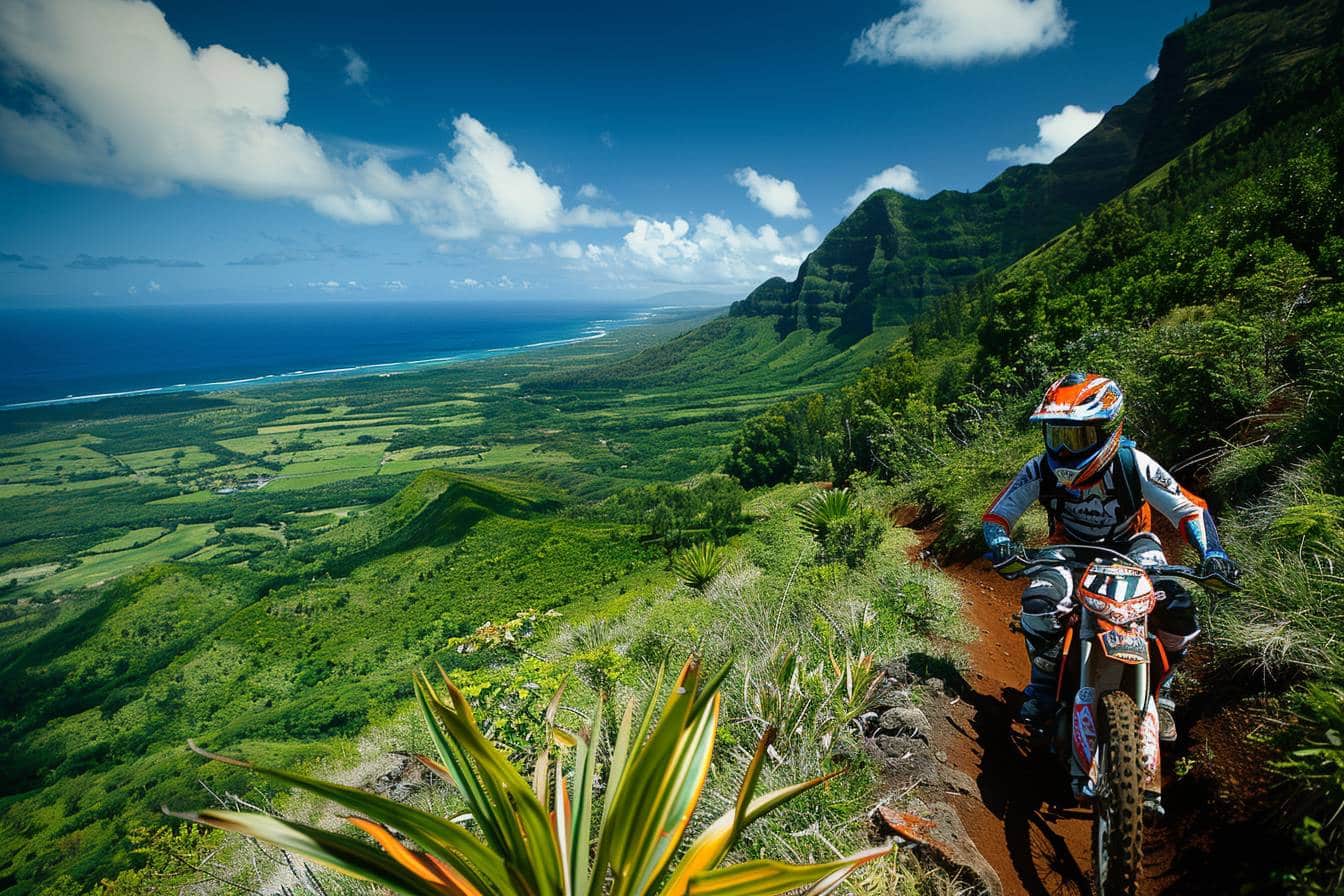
[1200,553,1240,583]
[991,540,1026,565]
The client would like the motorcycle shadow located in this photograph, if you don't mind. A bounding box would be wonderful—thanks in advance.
[917,650,1092,896]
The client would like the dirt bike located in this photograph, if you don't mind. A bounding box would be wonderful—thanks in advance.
[992,543,1238,896]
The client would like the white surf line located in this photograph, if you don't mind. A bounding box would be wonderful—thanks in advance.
[1,306,678,411]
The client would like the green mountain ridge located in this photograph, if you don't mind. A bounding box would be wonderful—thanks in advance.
[728,0,1339,340]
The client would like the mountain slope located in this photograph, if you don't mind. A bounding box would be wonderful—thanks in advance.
[730,0,1339,338]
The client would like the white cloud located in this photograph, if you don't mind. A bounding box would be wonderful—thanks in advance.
[0,0,617,241]
[843,165,923,210]
[126,284,138,295]
[732,167,810,219]
[850,0,1072,66]
[147,279,161,291]
[562,204,628,228]
[578,214,820,287]
[383,279,406,290]
[987,103,1103,164]
[577,182,604,200]
[341,47,369,86]
[1145,63,1159,81]
[551,240,584,259]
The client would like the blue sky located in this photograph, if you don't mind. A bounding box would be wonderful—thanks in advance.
[0,0,1207,303]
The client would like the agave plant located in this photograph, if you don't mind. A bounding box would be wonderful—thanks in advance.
[671,541,726,592]
[794,489,853,540]
[172,656,886,896]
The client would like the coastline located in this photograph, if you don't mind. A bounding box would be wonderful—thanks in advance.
[1,305,715,411]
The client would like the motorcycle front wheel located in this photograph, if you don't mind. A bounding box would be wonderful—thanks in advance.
[1092,690,1144,896]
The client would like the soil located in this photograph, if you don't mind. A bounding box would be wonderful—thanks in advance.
[904,523,1291,895]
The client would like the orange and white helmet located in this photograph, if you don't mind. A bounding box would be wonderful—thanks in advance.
[1029,373,1125,487]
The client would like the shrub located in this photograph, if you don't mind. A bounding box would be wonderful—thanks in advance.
[1274,684,1344,895]
[174,656,887,896]
[795,489,886,567]
[671,542,726,592]
[795,489,853,540]
[818,509,887,569]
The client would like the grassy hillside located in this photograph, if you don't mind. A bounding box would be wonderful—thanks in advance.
[0,470,665,893]
[729,0,1339,338]
[3,2,1342,893]
[721,9,1344,889]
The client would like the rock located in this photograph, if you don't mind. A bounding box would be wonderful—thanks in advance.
[868,678,911,710]
[941,767,977,796]
[924,677,945,692]
[370,751,429,802]
[935,750,947,763]
[923,802,1004,896]
[871,801,1002,896]
[879,705,931,737]
[875,736,942,786]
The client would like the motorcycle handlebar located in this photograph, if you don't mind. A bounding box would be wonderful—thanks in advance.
[990,543,1242,593]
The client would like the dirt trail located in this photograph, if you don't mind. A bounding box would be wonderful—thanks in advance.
[908,525,1285,895]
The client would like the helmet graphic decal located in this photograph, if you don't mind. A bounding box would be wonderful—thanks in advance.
[1030,373,1125,486]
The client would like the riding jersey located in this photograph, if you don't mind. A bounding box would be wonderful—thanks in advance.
[981,446,1227,559]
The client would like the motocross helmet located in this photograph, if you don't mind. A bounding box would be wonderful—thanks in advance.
[1029,373,1124,487]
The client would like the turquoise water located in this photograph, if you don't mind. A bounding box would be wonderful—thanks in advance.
[0,299,672,408]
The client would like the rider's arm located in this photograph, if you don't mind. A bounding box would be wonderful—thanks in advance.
[1133,448,1228,559]
[982,455,1044,547]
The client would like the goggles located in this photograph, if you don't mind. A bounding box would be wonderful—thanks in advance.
[1044,423,1108,455]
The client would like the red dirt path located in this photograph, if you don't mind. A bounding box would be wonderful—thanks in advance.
[908,525,1285,895]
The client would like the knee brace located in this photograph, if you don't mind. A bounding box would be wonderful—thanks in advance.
[1021,569,1071,682]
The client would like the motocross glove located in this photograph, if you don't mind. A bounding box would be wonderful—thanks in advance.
[1199,553,1240,583]
[990,539,1026,565]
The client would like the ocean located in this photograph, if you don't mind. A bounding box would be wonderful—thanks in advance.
[0,299,671,409]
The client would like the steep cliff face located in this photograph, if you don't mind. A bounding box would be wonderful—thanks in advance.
[731,0,1340,338]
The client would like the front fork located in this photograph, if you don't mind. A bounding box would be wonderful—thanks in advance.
[1065,612,1163,800]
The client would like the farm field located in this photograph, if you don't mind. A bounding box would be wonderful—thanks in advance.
[0,311,894,599]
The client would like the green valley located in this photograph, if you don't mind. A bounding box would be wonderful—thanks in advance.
[3,1,1343,894]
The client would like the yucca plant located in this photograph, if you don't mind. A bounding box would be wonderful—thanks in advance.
[671,541,726,592]
[794,489,852,540]
[171,656,886,896]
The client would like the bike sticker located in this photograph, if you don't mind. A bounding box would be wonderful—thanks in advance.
[1073,698,1098,775]
[1098,628,1149,664]
[1141,700,1161,793]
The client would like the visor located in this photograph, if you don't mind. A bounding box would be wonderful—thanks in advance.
[1045,423,1104,455]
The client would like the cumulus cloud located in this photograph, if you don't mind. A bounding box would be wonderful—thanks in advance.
[341,47,369,86]
[843,165,923,210]
[850,0,1072,66]
[147,279,161,291]
[1145,63,1159,81]
[575,215,820,287]
[577,183,604,200]
[987,104,1103,164]
[733,167,810,219]
[0,0,618,242]
[383,279,406,290]
[550,240,584,259]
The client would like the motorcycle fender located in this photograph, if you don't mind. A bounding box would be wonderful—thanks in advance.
[1141,697,1162,793]
[1072,686,1098,780]
[1096,626,1149,665]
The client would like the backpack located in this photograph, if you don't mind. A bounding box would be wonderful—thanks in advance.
[1038,438,1145,535]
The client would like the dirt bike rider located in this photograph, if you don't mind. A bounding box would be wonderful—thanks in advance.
[982,373,1239,742]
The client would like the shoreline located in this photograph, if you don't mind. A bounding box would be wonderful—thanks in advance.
[1,305,713,411]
